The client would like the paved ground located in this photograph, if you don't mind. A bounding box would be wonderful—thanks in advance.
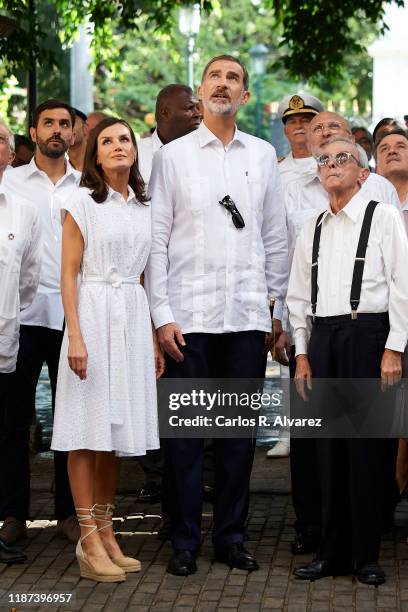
[1,449,408,612]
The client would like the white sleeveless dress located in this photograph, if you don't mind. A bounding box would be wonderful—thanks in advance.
[51,186,159,456]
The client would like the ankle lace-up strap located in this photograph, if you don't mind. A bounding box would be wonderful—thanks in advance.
[75,506,98,542]
[93,503,115,532]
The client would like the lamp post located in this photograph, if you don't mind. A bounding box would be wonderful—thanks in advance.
[249,44,268,137]
[178,4,201,89]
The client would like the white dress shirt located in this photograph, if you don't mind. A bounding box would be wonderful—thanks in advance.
[145,121,289,333]
[3,158,80,330]
[0,186,42,372]
[279,152,317,191]
[137,129,163,185]
[287,192,408,356]
[285,171,401,262]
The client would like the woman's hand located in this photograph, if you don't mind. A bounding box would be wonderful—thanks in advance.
[295,354,312,401]
[153,332,166,379]
[68,334,88,380]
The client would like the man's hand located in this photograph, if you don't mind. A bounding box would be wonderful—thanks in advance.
[381,348,402,391]
[294,354,312,401]
[266,318,290,365]
[157,322,186,362]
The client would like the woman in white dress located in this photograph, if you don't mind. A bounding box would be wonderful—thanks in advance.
[52,117,164,582]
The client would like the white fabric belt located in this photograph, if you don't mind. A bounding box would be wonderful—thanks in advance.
[81,267,141,426]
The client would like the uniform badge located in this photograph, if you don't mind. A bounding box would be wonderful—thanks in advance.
[289,95,304,110]
[8,233,15,240]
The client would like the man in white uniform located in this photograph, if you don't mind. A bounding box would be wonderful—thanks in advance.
[0,100,80,546]
[267,93,324,459]
[146,54,288,576]
[284,111,402,557]
[278,94,324,190]
[0,121,42,562]
[138,84,201,186]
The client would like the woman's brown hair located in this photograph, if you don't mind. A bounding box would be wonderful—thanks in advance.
[80,117,148,204]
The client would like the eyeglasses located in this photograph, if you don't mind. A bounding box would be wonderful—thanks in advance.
[311,121,343,134]
[316,151,361,167]
[219,195,245,229]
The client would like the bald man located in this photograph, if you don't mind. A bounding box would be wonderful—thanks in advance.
[284,111,401,557]
[138,84,201,185]
[86,111,109,133]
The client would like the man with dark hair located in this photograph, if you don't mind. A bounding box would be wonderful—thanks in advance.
[68,108,88,172]
[12,135,34,168]
[376,128,408,499]
[201,54,250,90]
[138,84,201,185]
[351,126,374,165]
[372,117,405,145]
[146,55,288,576]
[0,100,80,546]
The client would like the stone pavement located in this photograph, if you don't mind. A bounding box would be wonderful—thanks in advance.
[1,449,408,612]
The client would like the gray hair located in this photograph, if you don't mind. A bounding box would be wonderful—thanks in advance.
[0,119,15,152]
[320,136,367,167]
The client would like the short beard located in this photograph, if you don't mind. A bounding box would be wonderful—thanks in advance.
[36,137,68,159]
[203,93,244,117]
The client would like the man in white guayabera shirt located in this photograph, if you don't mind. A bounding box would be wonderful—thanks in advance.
[1,100,80,547]
[146,54,289,576]
[0,120,41,563]
[282,111,403,560]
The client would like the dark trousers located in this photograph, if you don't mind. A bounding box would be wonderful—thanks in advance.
[164,330,265,552]
[0,325,74,521]
[309,314,398,566]
[289,347,321,540]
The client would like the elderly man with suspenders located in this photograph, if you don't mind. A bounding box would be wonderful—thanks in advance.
[287,136,408,585]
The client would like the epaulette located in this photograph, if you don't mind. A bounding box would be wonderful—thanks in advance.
[278,156,286,163]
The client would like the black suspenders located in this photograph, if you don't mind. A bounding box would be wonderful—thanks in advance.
[310,200,379,320]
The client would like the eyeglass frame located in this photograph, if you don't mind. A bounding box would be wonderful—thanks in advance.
[315,151,361,168]
[219,195,245,229]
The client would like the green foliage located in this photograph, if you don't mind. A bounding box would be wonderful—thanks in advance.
[0,0,403,82]
[268,0,405,83]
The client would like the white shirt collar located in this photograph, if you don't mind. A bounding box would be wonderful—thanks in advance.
[26,156,78,180]
[151,129,164,149]
[107,184,138,205]
[321,189,367,225]
[197,121,246,149]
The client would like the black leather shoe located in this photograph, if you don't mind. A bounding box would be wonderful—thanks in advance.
[214,543,259,572]
[138,481,161,504]
[0,539,27,564]
[356,562,386,586]
[291,532,318,555]
[294,559,335,581]
[167,550,197,576]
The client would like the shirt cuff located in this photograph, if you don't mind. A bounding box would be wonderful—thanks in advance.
[151,305,176,330]
[294,329,309,357]
[385,330,408,353]
[272,299,283,321]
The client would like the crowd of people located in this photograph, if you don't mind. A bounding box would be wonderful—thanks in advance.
[1,53,408,588]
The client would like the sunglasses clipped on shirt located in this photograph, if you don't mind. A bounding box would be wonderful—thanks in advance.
[219,195,245,229]
[315,151,361,168]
